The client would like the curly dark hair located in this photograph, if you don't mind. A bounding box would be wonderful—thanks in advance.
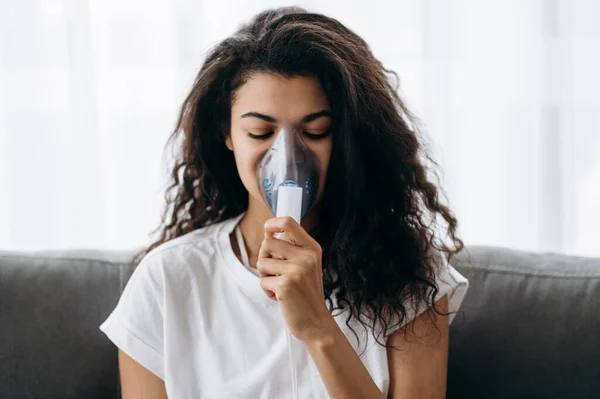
[134,6,464,352]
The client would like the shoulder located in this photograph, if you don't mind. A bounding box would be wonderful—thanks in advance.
[145,222,223,260]
[139,219,230,269]
[357,250,470,343]
[127,217,236,292]
[393,249,470,336]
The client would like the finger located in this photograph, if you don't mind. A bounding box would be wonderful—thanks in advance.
[264,216,312,247]
[258,236,297,260]
[256,257,289,277]
[259,274,285,301]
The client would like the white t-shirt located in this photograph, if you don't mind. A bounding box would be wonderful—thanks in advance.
[99,211,469,398]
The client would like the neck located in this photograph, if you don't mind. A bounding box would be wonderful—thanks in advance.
[234,197,321,269]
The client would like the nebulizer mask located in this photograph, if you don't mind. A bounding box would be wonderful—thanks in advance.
[256,124,320,243]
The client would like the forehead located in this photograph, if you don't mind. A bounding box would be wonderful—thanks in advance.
[231,73,330,117]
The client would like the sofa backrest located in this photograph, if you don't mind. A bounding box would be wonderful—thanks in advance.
[0,249,137,399]
[449,246,600,398]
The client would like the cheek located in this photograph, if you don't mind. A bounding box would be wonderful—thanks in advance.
[314,140,332,200]
[233,144,264,196]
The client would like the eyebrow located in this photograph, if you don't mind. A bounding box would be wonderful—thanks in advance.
[240,109,332,123]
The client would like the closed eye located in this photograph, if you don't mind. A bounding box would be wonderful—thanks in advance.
[304,131,330,140]
[247,131,330,140]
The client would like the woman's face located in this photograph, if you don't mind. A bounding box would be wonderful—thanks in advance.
[226,73,333,215]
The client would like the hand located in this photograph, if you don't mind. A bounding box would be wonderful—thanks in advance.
[257,216,334,343]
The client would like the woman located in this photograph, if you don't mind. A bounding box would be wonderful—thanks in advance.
[100,6,469,399]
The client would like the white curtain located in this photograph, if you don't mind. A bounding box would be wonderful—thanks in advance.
[1,0,598,256]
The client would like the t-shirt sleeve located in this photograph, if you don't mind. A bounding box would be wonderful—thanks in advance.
[99,252,165,381]
[389,251,470,335]
[431,253,469,326]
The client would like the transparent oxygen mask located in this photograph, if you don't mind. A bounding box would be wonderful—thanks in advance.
[256,124,320,241]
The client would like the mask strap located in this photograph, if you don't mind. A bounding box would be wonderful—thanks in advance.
[235,224,251,269]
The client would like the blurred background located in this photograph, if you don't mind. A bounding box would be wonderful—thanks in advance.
[0,0,598,256]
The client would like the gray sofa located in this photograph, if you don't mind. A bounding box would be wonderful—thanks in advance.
[1,246,599,398]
